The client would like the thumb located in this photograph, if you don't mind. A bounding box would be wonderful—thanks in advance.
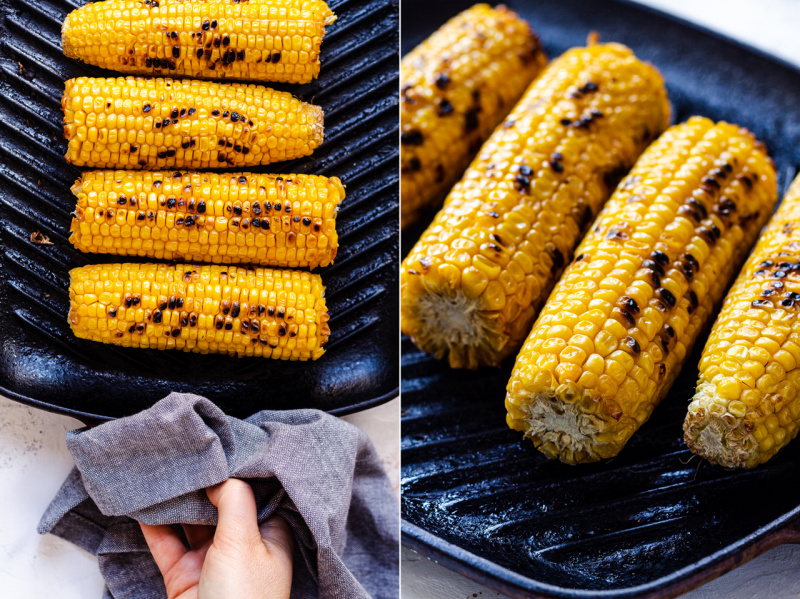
[206,479,262,551]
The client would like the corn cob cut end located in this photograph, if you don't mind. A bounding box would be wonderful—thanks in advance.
[402,284,514,369]
[683,388,760,469]
[506,384,633,464]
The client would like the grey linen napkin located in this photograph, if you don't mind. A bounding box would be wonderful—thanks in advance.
[38,393,399,599]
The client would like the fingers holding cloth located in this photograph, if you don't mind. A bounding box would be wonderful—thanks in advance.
[37,393,399,599]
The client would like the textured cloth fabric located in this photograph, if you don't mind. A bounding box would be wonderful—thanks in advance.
[38,393,399,599]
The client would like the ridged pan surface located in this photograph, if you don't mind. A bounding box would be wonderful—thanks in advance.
[0,0,399,421]
[401,0,800,597]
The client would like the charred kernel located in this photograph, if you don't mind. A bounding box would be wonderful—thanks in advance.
[285,203,292,213]
[302,217,311,226]
[701,176,721,189]
[618,307,636,326]
[167,197,176,208]
[642,259,665,276]
[231,302,240,318]
[277,308,285,319]
[261,219,270,230]
[773,281,785,289]
[519,165,533,177]
[279,327,286,336]
[624,336,641,354]
[514,175,531,192]
[222,35,230,46]
[233,205,242,216]
[752,299,773,308]
[168,297,176,310]
[781,298,796,308]
[172,46,180,58]
[737,174,754,189]
[222,111,229,118]
[651,250,669,266]
[560,118,571,126]
[437,99,454,117]
[435,74,450,90]
[252,217,261,228]
[124,296,133,308]
[231,112,240,123]
[152,310,162,323]
[688,290,699,311]
[688,198,708,219]
[171,108,179,119]
[271,52,281,63]
[551,160,564,173]
[252,202,261,215]
[658,288,677,308]
[619,296,640,314]
[464,107,481,132]
[293,216,300,223]
[775,270,788,278]
[143,103,151,113]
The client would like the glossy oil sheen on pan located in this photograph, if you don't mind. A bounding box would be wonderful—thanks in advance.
[0,0,399,421]
[401,0,800,597]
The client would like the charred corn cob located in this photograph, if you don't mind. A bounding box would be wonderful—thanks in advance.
[68,262,329,359]
[400,4,546,228]
[62,0,336,85]
[506,117,777,464]
[401,42,670,369]
[62,77,324,169]
[69,171,343,269]
[685,174,800,468]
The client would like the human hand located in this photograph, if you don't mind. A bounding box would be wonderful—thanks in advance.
[140,479,294,599]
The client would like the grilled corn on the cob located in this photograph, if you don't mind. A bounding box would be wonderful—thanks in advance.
[685,173,800,468]
[401,42,670,369]
[62,0,336,84]
[400,4,546,228]
[506,117,778,464]
[68,262,329,359]
[62,77,324,169]
[69,170,343,269]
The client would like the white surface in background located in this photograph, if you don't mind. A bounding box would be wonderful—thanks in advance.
[402,0,800,597]
[0,394,399,598]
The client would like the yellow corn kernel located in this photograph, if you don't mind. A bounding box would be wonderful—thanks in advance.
[506,117,777,464]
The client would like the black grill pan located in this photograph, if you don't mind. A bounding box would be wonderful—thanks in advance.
[401,0,800,596]
[0,0,398,422]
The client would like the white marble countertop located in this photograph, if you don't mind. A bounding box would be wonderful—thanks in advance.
[402,0,800,597]
[0,395,399,598]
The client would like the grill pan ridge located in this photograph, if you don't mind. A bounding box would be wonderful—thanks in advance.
[401,0,800,597]
[0,0,399,421]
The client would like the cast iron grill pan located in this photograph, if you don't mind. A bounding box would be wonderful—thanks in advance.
[0,0,399,421]
[401,0,800,597]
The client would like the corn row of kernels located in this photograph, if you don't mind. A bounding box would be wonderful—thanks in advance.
[506,117,778,464]
[69,171,342,268]
[69,263,329,359]
[685,174,800,467]
[401,43,670,369]
[63,77,324,169]
[62,0,335,84]
[400,4,546,227]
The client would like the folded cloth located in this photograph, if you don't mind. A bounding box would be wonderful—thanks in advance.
[38,393,399,599]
